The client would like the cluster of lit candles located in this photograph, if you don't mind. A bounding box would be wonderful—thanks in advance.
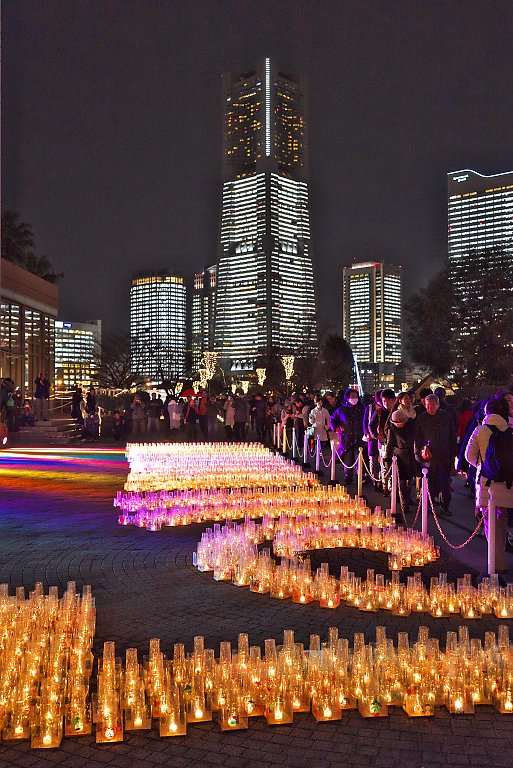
[0,582,95,748]
[77,624,513,739]
[115,484,390,530]
[196,534,513,618]
[123,442,310,493]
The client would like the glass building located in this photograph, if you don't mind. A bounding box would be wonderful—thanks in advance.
[448,169,513,325]
[1,258,58,399]
[214,58,317,371]
[191,265,217,371]
[130,271,186,385]
[54,319,101,392]
[342,262,402,366]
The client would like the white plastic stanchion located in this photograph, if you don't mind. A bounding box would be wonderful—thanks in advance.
[357,447,363,498]
[273,423,277,447]
[292,427,296,460]
[421,468,428,535]
[315,436,321,473]
[390,456,398,517]
[488,493,496,576]
[330,441,336,483]
[303,431,309,466]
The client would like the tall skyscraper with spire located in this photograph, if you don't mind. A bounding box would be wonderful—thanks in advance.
[214,58,317,371]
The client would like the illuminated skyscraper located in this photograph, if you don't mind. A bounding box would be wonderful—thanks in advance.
[130,271,186,385]
[54,319,101,391]
[214,59,317,371]
[448,168,513,302]
[191,265,217,370]
[342,262,402,368]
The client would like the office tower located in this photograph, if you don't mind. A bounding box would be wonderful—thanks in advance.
[214,58,317,371]
[1,257,58,399]
[342,262,402,390]
[448,168,513,303]
[130,271,186,385]
[54,319,101,392]
[191,265,217,371]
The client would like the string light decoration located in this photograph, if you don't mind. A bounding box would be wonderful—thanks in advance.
[175,382,183,396]
[281,355,295,382]
[192,381,201,394]
[241,380,250,394]
[202,351,218,381]
[198,369,208,389]
[231,383,237,394]
[256,368,266,386]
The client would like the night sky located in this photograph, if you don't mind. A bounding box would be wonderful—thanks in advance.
[2,0,512,335]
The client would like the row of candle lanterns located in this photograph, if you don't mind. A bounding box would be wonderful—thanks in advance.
[116,484,390,530]
[83,623,513,739]
[194,520,513,618]
[3,586,513,749]
[123,442,310,493]
[0,582,95,748]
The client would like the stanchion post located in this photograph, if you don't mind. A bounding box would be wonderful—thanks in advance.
[488,492,496,576]
[273,423,277,447]
[282,424,287,454]
[357,447,363,498]
[421,468,428,535]
[292,427,296,460]
[303,431,309,467]
[315,436,321,473]
[330,441,336,483]
[390,456,398,517]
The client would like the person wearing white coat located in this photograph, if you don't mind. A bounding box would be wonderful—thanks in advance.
[167,399,182,439]
[308,398,331,444]
[465,396,512,574]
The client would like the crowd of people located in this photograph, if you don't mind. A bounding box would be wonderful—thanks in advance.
[101,384,513,580]
[3,374,513,578]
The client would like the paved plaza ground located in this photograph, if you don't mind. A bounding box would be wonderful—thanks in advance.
[0,443,512,768]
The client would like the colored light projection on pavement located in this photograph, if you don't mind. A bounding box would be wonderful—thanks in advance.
[0,447,127,499]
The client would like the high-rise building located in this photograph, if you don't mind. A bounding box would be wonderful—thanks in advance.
[54,319,101,392]
[191,265,217,371]
[1,258,58,399]
[214,58,317,371]
[448,168,513,305]
[130,271,186,385]
[342,261,402,372]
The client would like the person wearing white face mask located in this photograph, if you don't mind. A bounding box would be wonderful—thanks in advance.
[330,388,364,486]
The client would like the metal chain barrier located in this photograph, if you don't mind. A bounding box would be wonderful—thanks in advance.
[411,497,422,528]
[361,454,391,483]
[334,447,358,470]
[293,432,304,460]
[427,488,484,549]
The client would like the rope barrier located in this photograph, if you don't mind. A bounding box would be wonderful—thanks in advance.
[293,432,304,460]
[427,488,484,549]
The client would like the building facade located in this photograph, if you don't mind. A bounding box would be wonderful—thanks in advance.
[342,262,402,364]
[54,319,102,393]
[0,258,58,400]
[130,271,186,385]
[191,265,217,371]
[448,169,513,321]
[214,59,317,371]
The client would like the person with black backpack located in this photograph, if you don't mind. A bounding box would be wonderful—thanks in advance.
[465,395,513,578]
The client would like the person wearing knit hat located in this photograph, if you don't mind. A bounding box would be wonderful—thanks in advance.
[391,409,409,424]
[385,406,416,520]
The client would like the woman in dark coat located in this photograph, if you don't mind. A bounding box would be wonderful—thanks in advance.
[385,409,416,519]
